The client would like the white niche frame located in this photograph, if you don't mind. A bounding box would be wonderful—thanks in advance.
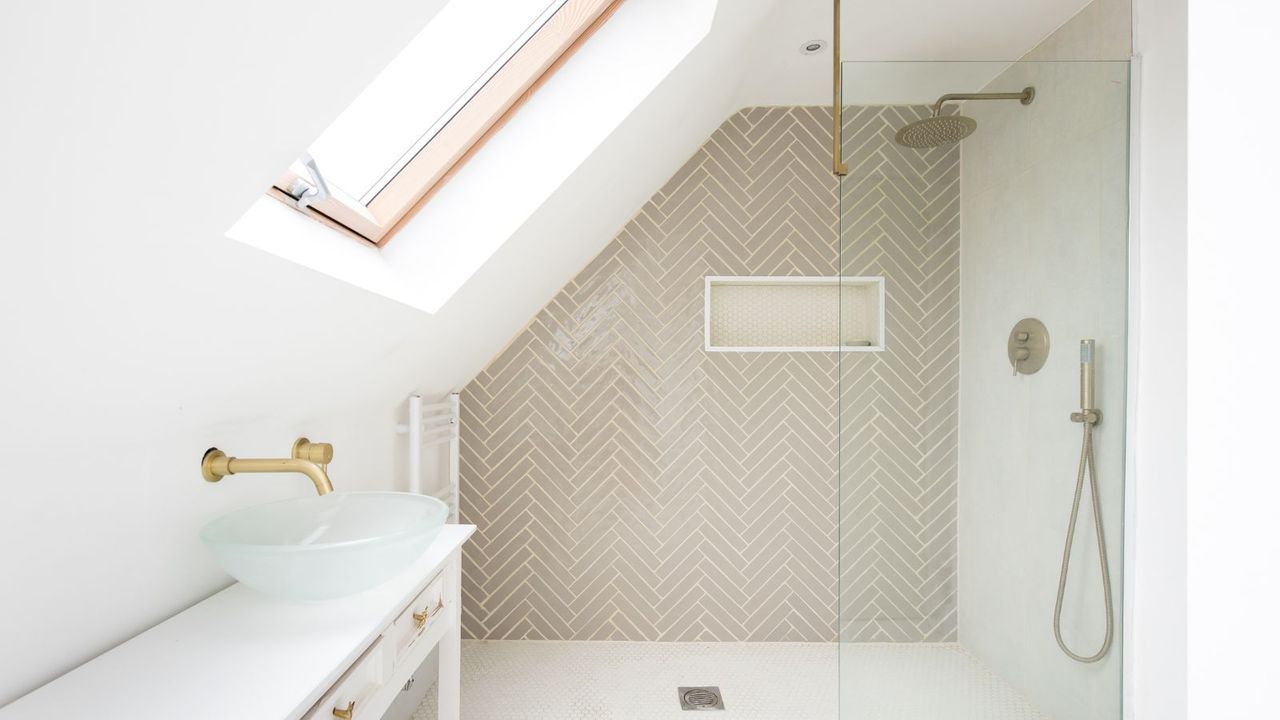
[704,276,886,353]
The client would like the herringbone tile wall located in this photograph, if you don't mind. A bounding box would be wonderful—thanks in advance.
[838,106,961,641]
[458,106,959,643]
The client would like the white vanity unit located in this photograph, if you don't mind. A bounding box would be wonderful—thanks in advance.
[0,525,475,720]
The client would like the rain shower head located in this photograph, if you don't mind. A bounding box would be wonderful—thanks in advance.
[895,115,978,148]
[894,86,1035,149]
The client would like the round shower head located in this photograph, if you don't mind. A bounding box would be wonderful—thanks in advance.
[895,115,978,149]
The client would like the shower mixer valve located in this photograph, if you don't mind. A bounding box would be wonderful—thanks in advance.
[1007,318,1049,376]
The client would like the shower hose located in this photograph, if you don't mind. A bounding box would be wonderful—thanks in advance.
[1052,419,1114,663]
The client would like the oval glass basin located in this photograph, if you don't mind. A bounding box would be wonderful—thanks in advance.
[200,492,449,601]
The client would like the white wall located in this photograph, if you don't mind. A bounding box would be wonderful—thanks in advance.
[957,2,1133,718]
[1186,1,1278,718]
[0,1,450,704]
[1129,0,1187,718]
[0,0,779,705]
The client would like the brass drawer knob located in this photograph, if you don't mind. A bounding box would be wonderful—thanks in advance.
[412,596,446,629]
[332,700,355,719]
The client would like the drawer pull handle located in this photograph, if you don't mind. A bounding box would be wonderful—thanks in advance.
[412,596,446,628]
[332,700,355,719]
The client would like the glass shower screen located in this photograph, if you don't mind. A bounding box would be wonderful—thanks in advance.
[837,60,1131,720]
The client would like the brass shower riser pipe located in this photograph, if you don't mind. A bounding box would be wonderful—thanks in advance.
[832,0,847,176]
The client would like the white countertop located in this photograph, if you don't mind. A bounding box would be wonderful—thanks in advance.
[0,524,475,720]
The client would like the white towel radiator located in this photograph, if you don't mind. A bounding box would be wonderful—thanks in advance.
[396,393,460,523]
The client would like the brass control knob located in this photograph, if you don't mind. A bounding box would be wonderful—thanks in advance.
[293,437,334,465]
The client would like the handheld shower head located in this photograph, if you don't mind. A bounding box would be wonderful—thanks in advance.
[1080,339,1096,411]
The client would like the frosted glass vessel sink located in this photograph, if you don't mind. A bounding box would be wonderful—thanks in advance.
[200,492,449,601]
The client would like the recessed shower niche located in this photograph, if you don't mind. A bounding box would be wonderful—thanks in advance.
[704,276,885,352]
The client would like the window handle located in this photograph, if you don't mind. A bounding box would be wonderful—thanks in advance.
[288,153,331,212]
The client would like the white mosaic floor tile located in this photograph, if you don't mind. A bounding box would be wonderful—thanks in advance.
[413,641,1049,720]
[839,643,1053,719]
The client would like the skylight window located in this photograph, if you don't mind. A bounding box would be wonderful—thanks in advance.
[272,0,620,246]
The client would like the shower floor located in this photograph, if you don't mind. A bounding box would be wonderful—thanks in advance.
[412,641,1049,720]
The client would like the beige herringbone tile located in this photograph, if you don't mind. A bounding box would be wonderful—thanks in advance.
[459,107,959,643]
[838,106,961,642]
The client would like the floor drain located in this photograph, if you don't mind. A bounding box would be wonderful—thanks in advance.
[678,686,725,711]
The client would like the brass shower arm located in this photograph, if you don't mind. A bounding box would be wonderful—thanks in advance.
[930,88,1036,116]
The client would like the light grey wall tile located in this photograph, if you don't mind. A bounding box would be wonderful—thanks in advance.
[837,107,961,642]
[1024,0,1132,61]
[460,106,959,643]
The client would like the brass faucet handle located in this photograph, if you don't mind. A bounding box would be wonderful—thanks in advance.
[293,437,334,465]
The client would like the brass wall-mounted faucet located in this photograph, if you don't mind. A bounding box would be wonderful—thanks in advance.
[201,438,335,495]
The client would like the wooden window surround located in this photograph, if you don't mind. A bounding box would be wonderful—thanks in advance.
[269,0,622,247]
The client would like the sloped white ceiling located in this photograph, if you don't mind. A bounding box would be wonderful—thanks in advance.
[410,0,1098,391]
[736,0,1096,105]
[222,0,1099,405]
[0,0,1102,443]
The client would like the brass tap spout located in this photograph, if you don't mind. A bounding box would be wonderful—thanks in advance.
[201,437,335,496]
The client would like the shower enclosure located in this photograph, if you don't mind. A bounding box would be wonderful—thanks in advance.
[836,60,1131,719]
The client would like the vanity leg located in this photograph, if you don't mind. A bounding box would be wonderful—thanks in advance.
[438,553,462,720]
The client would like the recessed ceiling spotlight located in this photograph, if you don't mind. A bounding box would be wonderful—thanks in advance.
[800,39,827,55]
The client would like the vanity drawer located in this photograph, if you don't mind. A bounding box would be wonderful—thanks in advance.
[389,571,448,662]
[303,636,390,720]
